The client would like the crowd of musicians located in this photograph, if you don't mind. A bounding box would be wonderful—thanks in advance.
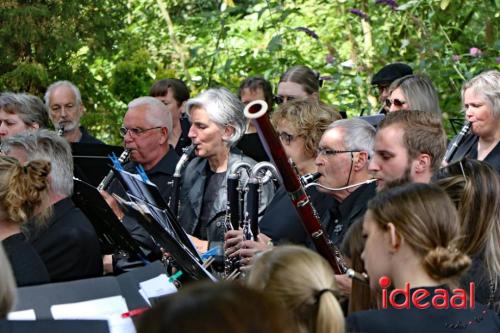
[0,64,499,333]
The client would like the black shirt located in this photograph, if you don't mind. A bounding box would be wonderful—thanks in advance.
[323,182,376,247]
[236,133,270,162]
[448,133,500,174]
[79,126,104,144]
[27,197,103,282]
[2,233,50,286]
[259,186,334,246]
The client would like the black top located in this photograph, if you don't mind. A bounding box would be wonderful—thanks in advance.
[174,116,192,156]
[347,286,500,333]
[27,197,103,282]
[2,233,50,286]
[323,182,377,247]
[259,186,334,246]
[236,132,270,162]
[79,126,105,144]
[448,133,500,174]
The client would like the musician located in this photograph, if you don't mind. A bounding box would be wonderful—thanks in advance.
[236,76,273,162]
[435,159,500,313]
[448,70,500,173]
[347,183,500,333]
[0,92,50,140]
[247,245,345,333]
[149,78,191,155]
[385,74,441,114]
[44,80,103,144]
[102,97,179,257]
[225,100,340,262]
[178,88,273,252]
[275,65,320,104]
[315,118,377,247]
[371,62,413,113]
[0,156,50,286]
[1,130,103,282]
[369,110,446,190]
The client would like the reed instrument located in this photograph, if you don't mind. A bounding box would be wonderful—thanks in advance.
[57,124,65,137]
[442,121,472,165]
[244,100,345,274]
[97,149,130,191]
[168,144,196,218]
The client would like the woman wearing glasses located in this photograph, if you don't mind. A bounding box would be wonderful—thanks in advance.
[224,99,340,266]
[178,88,274,253]
[447,70,500,173]
[385,74,441,114]
[275,65,321,105]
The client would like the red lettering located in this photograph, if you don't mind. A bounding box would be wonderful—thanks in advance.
[390,283,410,309]
[432,288,449,309]
[412,289,430,309]
[381,288,388,309]
[450,289,467,309]
[469,282,475,309]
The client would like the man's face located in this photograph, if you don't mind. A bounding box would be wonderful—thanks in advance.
[48,86,84,132]
[154,88,183,121]
[377,84,391,104]
[369,124,413,190]
[315,127,356,195]
[122,105,167,169]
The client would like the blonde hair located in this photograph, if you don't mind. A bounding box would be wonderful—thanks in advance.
[0,244,16,318]
[368,183,471,282]
[0,156,51,226]
[247,245,345,333]
[271,99,341,157]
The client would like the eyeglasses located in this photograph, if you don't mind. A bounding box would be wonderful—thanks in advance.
[385,98,407,108]
[278,131,298,145]
[273,95,297,105]
[316,147,360,157]
[119,126,163,137]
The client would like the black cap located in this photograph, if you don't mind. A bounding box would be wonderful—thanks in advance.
[371,63,413,85]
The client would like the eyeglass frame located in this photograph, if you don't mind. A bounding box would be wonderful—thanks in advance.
[277,131,300,145]
[316,147,361,157]
[385,98,407,108]
[119,126,164,137]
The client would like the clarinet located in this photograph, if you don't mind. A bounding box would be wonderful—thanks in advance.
[168,144,196,218]
[97,149,130,191]
[244,100,345,274]
[442,121,472,164]
[57,124,65,137]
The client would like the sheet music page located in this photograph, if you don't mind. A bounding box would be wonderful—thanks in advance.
[7,309,36,320]
[138,274,177,303]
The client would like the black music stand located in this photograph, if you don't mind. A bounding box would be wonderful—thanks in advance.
[356,114,385,128]
[111,168,216,282]
[71,178,147,261]
[0,320,109,333]
[71,143,124,187]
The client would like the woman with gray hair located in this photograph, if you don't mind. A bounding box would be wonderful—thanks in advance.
[0,92,50,140]
[178,88,273,252]
[385,74,441,115]
[446,70,500,173]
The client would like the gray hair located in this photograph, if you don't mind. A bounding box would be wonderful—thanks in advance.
[1,130,73,196]
[44,80,82,108]
[327,118,376,158]
[389,74,441,115]
[0,93,50,128]
[185,88,246,146]
[462,70,500,118]
[0,244,16,318]
[128,96,173,138]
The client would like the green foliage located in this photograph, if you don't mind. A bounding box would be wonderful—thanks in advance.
[1,0,499,143]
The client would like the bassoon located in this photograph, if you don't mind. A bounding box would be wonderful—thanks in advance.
[244,100,344,274]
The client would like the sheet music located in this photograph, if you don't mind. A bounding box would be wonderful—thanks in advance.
[138,274,177,304]
[7,309,36,320]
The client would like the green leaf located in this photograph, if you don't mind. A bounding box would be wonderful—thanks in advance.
[267,34,283,52]
[440,0,451,10]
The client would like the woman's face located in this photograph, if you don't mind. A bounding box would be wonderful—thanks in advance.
[188,107,230,159]
[276,120,312,173]
[361,210,393,291]
[464,88,498,138]
[387,87,410,112]
[276,82,313,104]
[0,111,36,140]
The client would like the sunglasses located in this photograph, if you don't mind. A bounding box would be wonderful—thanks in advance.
[385,98,407,108]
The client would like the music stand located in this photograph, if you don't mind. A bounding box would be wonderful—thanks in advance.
[71,177,147,261]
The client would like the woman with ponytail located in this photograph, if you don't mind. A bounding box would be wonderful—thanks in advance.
[247,245,345,333]
[0,156,51,286]
[347,183,500,333]
[275,65,321,105]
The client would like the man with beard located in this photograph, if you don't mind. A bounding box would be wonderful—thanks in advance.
[44,80,103,144]
[368,110,446,191]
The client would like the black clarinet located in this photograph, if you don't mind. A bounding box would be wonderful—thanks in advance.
[57,124,65,137]
[442,121,472,164]
[168,144,196,218]
[97,149,130,191]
